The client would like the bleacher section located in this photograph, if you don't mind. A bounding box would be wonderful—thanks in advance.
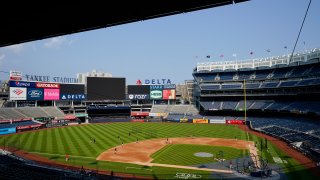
[0,107,65,120]
[0,99,4,108]
[42,107,65,118]
[150,105,198,115]
[0,153,106,179]
[249,117,320,150]
[200,100,320,114]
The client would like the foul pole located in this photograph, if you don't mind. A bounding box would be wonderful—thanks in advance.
[244,79,247,123]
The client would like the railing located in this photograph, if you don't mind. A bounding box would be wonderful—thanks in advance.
[196,48,320,72]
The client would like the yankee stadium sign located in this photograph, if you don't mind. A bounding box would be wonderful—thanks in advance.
[25,74,78,83]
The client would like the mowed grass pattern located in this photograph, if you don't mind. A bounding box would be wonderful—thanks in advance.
[0,122,316,179]
[151,144,249,166]
[1,123,246,158]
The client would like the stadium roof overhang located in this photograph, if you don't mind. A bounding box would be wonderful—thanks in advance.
[0,0,248,48]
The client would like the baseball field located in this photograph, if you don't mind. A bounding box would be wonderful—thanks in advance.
[0,122,316,179]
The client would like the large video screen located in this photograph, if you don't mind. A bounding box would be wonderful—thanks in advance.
[127,85,150,94]
[87,77,125,100]
[60,84,85,94]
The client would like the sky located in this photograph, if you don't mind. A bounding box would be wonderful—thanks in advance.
[0,0,319,85]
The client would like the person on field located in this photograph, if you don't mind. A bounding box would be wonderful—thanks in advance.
[114,148,117,154]
[65,154,69,161]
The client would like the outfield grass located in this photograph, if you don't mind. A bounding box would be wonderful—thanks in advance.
[0,122,316,179]
[151,144,249,166]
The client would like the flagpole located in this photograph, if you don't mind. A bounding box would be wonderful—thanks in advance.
[285,46,289,62]
[236,55,238,70]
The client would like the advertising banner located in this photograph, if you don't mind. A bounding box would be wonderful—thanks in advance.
[10,70,22,80]
[163,89,176,100]
[148,113,157,117]
[16,124,42,130]
[10,87,27,100]
[180,118,189,123]
[193,119,209,124]
[0,127,16,135]
[44,89,60,100]
[0,120,11,124]
[27,88,44,100]
[150,90,162,99]
[150,85,163,90]
[131,112,149,116]
[209,119,226,124]
[131,119,145,122]
[144,79,172,85]
[60,94,86,100]
[36,82,60,89]
[163,84,176,89]
[64,114,76,120]
[226,120,245,124]
[127,94,150,100]
[9,81,35,88]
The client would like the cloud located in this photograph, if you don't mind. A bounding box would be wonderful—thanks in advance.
[44,36,71,48]
[5,44,24,53]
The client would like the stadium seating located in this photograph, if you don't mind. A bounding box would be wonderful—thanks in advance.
[151,105,198,115]
[0,154,105,179]
[0,107,65,120]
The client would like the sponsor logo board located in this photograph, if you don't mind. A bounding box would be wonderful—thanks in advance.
[127,94,149,100]
[16,124,42,130]
[226,120,245,124]
[144,79,172,85]
[148,113,157,117]
[150,90,162,99]
[27,88,44,100]
[150,85,163,90]
[163,89,176,100]
[209,119,226,124]
[44,89,60,100]
[10,87,27,100]
[163,84,176,89]
[36,82,60,89]
[60,94,86,100]
[136,79,142,85]
[131,119,145,122]
[192,119,208,123]
[10,70,22,81]
[180,118,188,123]
[9,81,35,88]
[131,112,149,116]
